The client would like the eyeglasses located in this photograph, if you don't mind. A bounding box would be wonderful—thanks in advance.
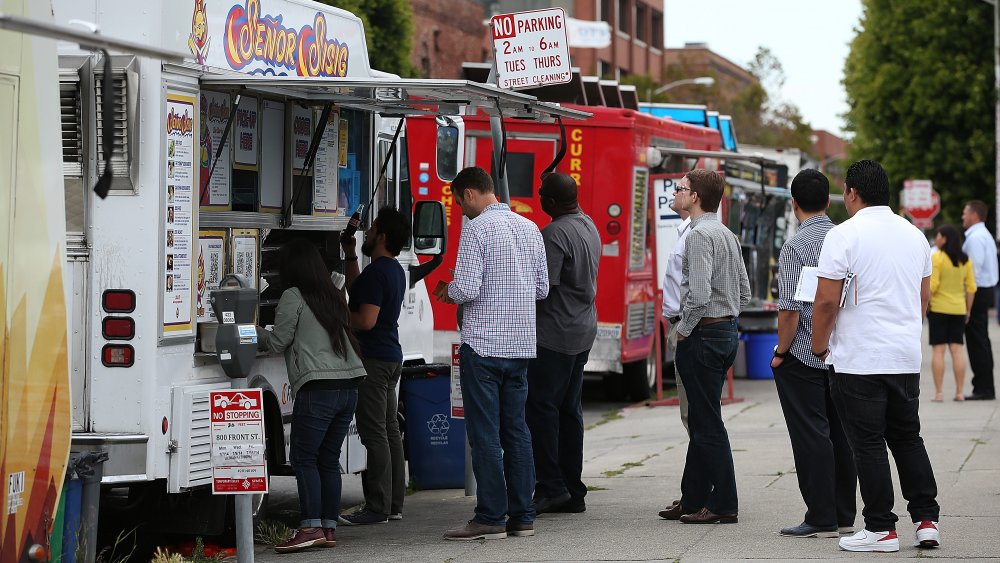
[673,187,691,194]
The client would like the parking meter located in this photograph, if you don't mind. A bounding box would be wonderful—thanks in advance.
[210,273,258,378]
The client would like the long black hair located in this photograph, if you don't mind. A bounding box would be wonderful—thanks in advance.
[936,225,968,268]
[279,239,359,358]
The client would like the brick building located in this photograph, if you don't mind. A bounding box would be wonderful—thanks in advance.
[810,129,849,187]
[662,42,757,101]
[409,0,491,79]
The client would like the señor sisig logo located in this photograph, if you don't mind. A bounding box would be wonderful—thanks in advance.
[167,109,195,137]
[222,0,350,77]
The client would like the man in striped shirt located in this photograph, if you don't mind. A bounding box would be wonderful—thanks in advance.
[660,169,750,525]
[433,166,549,541]
[771,169,857,538]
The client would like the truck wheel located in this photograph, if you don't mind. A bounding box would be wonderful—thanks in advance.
[601,374,627,402]
[623,356,653,402]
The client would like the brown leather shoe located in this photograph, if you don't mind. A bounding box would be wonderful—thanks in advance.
[658,502,696,520]
[274,527,326,553]
[679,507,738,524]
[443,520,507,541]
[322,528,336,547]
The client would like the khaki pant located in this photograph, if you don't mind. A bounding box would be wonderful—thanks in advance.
[666,322,690,435]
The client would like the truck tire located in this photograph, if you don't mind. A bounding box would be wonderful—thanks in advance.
[623,356,653,402]
[601,373,627,401]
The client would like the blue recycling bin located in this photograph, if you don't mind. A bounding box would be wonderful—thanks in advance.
[743,332,779,380]
[400,364,465,490]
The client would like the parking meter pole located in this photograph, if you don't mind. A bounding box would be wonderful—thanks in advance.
[464,431,476,496]
[486,65,510,205]
[232,376,255,563]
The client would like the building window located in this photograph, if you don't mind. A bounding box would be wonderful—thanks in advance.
[598,60,612,78]
[600,0,612,24]
[651,10,663,49]
[635,3,647,43]
[618,0,630,34]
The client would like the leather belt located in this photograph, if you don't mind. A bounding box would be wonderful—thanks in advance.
[698,315,734,327]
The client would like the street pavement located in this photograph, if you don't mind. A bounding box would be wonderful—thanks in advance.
[254,323,1000,562]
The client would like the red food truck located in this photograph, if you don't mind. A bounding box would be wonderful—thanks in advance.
[407,80,725,401]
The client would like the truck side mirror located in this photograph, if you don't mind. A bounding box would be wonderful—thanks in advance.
[413,200,447,256]
[435,116,465,181]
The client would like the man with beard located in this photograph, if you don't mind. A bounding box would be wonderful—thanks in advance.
[340,206,410,525]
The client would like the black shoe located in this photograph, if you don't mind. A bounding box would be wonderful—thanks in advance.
[965,393,996,401]
[342,508,388,525]
[534,492,571,514]
[780,522,839,538]
[551,497,586,513]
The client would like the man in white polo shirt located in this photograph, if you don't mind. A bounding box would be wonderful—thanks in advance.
[812,160,940,553]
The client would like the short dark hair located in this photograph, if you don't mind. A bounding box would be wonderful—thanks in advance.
[845,159,890,206]
[686,169,725,213]
[451,166,494,200]
[790,169,830,212]
[373,206,410,256]
[538,172,578,204]
[966,200,989,221]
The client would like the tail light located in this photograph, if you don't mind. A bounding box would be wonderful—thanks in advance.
[102,344,135,367]
[607,220,622,236]
[102,317,135,340]
[102,289,136,313]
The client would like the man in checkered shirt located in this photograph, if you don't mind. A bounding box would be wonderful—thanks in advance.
[432,166,548,541]
[770,169,856,539]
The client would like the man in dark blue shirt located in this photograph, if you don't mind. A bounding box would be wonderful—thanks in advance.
[341,206,408,525]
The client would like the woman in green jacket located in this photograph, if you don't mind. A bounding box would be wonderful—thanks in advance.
[260,240,366,553]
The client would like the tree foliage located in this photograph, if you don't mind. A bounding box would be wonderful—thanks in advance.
[316,0,417,77]
[843,0,994,226]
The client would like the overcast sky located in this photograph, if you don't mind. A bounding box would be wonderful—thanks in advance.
[663,0,864,137]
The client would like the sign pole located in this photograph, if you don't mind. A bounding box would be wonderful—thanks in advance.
[232,377,255,563]
[486,64,511,205]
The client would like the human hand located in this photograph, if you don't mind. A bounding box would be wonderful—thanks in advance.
[770,356,784,369]
[677,333,686,342]
[340,234,356,253]
[432,280,455,304]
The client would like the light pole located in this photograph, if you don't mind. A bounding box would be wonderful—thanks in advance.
[646,76,715,101]
[984,0,999,239]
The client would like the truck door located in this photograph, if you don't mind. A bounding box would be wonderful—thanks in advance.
[468,136,556,222]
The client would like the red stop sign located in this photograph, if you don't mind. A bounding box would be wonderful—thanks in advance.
[904,189,940,229]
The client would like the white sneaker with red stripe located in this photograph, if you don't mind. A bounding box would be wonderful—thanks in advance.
[838,529,900,552]
[914,520,940,547]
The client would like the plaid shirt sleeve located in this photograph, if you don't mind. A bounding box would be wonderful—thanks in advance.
[448,227,484,304]
[535,230,550,300]
[776,245,804,312]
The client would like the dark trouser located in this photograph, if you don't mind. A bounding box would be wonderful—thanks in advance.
[965,287,996,397]
[290,386,358,529]
[829,371,939,532]
[773,354,857,528]
[356,358,405,515]
[459,344,535,526]
[676,320,739,515]
[526,346,589,502]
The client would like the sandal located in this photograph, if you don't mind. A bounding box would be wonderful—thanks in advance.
[954,395,965,402]
[932,393,944,402]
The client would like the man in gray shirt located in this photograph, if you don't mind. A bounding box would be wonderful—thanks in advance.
[526,173,601,514]
[659,169,750,525]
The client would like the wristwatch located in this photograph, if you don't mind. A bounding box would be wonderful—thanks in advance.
[344,255,358,262]
[812,348,829,358]
[772,346,789,359]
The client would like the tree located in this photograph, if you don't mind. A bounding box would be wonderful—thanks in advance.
[843,0,994,226]
[316,0,417,77]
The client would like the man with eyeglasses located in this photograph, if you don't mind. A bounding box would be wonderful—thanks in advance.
[659,169,750,525]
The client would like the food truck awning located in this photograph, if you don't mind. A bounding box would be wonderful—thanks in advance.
[200,76,592,122]
[652,146,777,165]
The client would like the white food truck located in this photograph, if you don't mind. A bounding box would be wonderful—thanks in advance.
[45,0,585,538]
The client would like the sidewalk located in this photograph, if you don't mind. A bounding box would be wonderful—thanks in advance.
[255,323,1000,562]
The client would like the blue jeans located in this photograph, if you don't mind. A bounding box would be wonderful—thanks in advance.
[290,385,358,528]
[526,346,588,501]
[676,320,739,515]
[459,344,535,526]
[829,371,939,531]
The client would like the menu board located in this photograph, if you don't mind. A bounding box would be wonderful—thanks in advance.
[196,230,226,323]
[234,96,259,167]
[313,110,340,216]
[232,229,259,289]
[260,100,285,211]
[291,105,312,171]
[199,90,232,209]
[163,92,196,336]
